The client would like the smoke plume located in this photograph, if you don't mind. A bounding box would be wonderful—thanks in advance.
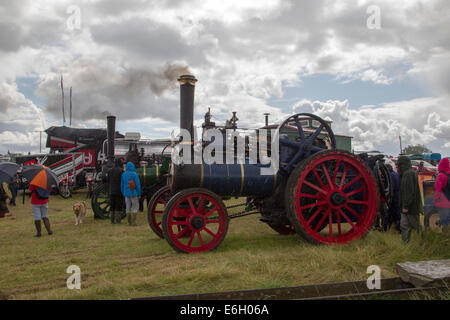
[41,62,191,121]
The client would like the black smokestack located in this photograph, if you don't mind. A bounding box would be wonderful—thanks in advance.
[106,116,116,162]
[264,113,269,127]
[178,75,197,140]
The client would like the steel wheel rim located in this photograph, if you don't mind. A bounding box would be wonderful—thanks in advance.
[294,153,377,244]
[148,187,170,238]
[166,192,228,253]
[92,184,125,219]
[92,184,109,219]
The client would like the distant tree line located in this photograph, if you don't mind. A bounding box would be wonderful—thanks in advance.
[403,144,432,155]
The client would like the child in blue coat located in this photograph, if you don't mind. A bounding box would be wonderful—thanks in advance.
[121,162,141,226]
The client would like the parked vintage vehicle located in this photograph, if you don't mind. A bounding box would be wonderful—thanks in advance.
[147,75,381,253]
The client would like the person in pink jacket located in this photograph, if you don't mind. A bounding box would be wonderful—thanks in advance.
[434,158,450,232]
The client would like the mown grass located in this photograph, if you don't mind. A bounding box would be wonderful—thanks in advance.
[0,190,449,300]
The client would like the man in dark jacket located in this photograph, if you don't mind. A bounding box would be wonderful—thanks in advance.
[398,156,423,243]
[108,158,124,224]
[384,164,401,232]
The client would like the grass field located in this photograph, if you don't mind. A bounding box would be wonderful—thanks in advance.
[0,190,449,300]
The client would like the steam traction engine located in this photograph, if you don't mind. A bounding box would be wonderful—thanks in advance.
[91,116,171,219]
[147,75,379,253]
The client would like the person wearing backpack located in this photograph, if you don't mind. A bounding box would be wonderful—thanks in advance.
[434,158,450,233]
[120,162,141,226]
[29,184,53,237]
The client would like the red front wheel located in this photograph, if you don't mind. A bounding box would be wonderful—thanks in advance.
[162,188,229,253]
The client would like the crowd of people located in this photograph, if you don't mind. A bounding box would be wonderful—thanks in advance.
[0,159,142,236]
[382,156,450,242]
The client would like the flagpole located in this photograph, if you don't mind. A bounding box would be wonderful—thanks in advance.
[70,87,72,127]
[61,75,65,126]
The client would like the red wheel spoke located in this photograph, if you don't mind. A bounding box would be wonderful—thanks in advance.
[321,163,333,188]
[299,193,321,199]
[313,210,329,232]
[154,210,163,214]
[333,160,341,185]
[204,205,217,218]
[156,222,161,227]
[345,187,364,197]
[175,227,190,239]
[344,205,361,218]
[342,175,362,191]
[306,207,324,226]
[338,209,356,228]
[204,227,216,237]
[197,232,204,246]
[312,168,326,189]
[300,200,327,211]
[197,196,205,212]
[339,165,348,189]
[187,196,197,214]
[187,231,196,247]
[304,180,328,195]
[347,200,368,206]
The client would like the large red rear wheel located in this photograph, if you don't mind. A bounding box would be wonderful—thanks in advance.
[147,186,171,238]
[162,188,229,253]
[286,150,378,244]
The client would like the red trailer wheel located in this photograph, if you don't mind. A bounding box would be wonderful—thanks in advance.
[162,188,229,253]
[286,150,378,244]
[147,186,171,238]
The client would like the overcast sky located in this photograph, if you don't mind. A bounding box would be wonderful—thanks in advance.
[0,0,449,156]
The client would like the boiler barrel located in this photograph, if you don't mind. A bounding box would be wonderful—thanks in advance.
[172,162,280,197]
[136,163,169,188]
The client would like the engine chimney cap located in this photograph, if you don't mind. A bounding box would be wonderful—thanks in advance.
[178,74,197,86]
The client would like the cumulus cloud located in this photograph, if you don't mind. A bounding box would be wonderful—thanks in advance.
[292,97,449,155]
[0,82,48,153]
